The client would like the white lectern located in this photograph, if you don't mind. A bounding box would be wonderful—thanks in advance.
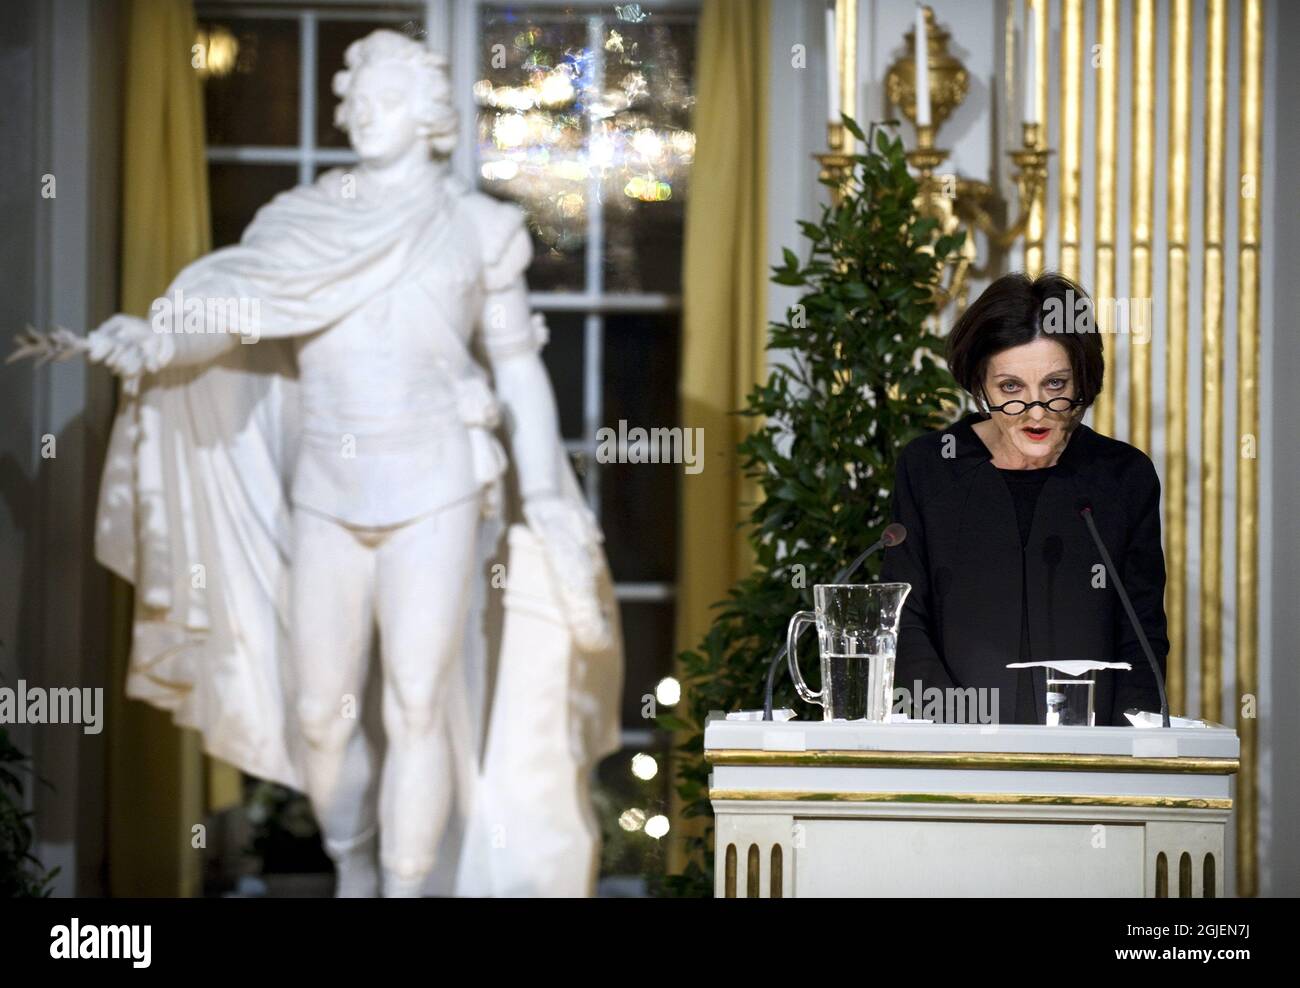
[706,719,1238,897]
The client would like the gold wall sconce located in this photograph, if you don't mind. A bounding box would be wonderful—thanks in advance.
[886,5,1052,312]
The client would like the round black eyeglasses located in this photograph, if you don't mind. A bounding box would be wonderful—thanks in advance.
[985,395,1086,416]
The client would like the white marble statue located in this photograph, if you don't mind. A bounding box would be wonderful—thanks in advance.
[77,30,622,897]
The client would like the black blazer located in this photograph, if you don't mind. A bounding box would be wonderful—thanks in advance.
[879,412,1168,725]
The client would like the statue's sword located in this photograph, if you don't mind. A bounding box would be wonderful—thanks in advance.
[6,325,90,366]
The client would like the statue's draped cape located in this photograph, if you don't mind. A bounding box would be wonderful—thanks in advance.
[94,168,623,896]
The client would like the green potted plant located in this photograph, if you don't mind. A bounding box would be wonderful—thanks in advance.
[0,725,59,897]
[657,120,964,897]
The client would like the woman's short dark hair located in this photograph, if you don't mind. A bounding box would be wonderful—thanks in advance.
[946,271,1104,410]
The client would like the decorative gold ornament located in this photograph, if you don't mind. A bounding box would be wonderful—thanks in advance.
[883,7,1053,315]
[884,7,969,131]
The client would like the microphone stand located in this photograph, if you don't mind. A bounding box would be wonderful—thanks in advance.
[1079,505,1171,728]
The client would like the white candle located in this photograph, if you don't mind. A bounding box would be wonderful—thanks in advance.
[1023,1,1038,125]
[826,3,840,127]
[915,5,931,127]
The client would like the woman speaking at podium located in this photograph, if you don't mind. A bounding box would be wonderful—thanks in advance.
[879,272,1168,726]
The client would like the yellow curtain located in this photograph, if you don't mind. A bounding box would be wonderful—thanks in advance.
[676,0,770,665]
[670,0,770,874]
[108,0,240,898]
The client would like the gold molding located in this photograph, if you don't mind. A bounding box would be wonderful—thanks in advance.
[1165,0,1193,721]
[1128,0,1156,454]
[709,790,1233,811]
[827,0,856,152]
[1025,0,1049,275]
[1200,0,1228,725]
[1058,0,1083,281]
[705,749,1239,775]
[1092,0,1118,437]
[1235,0,1264,900]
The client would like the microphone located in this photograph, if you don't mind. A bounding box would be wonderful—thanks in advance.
[762,523,907,720]
[1076,499,1171,728]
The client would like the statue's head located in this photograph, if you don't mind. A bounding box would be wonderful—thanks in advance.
[332,29,457,164]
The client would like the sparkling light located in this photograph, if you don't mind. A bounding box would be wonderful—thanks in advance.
[481,159,520,182]
[552,159,589,182]
[669,129,696,158]
[538,69,576,108]
[630,127,663,162]
[193,26,239,79]
[621,71,648,103]
[618,807,646,832]
[624,175,672,202]
[655,676,681,707]
[475,15,694,290]
[630,752,658,780]
[492,113,528,149]
[589,134,616,170]
[645,814,670,839]
[555,192,585,218]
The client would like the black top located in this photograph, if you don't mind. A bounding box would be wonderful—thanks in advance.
[998,465,1056,724]
[880,412,1168,726]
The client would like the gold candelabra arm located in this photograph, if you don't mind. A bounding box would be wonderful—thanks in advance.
[983,126,1053,249]
[945,127,1053,252]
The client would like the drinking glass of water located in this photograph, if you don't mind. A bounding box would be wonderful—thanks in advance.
[1045,668,1098,726]
[786,583,911,722]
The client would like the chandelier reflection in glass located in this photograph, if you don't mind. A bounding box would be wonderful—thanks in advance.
[475,7,696,294]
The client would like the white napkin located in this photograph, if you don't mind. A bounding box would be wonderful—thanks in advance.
[1006,660,1132,675]
[1123,710,1212,729]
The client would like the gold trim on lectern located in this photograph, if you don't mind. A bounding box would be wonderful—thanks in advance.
[705,749,1239,775]
[708,790,1233,811]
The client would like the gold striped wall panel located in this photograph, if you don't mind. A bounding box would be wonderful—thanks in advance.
[1058,0,1084,282]
[1200,0,1227,732]
[1165,0,1193,729]
[1091,0,1119,436]
[1025,0,1049,275]
[1127,0,1155,455]
[1046,0,1266,896]
[1234,0,1264,902]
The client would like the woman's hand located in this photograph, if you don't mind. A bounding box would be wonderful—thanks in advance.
[522,493,613,652]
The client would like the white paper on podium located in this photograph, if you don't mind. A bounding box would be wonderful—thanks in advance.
[1125,710,1212,729]
[1005,660,1133,675]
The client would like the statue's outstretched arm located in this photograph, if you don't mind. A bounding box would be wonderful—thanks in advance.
[87,313,240,379]
[9,312,240,393]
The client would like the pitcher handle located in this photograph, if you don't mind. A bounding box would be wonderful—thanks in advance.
[786,610,822,707]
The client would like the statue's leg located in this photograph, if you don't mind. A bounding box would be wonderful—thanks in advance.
[290,505,382,897]
[373,494,481,898]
